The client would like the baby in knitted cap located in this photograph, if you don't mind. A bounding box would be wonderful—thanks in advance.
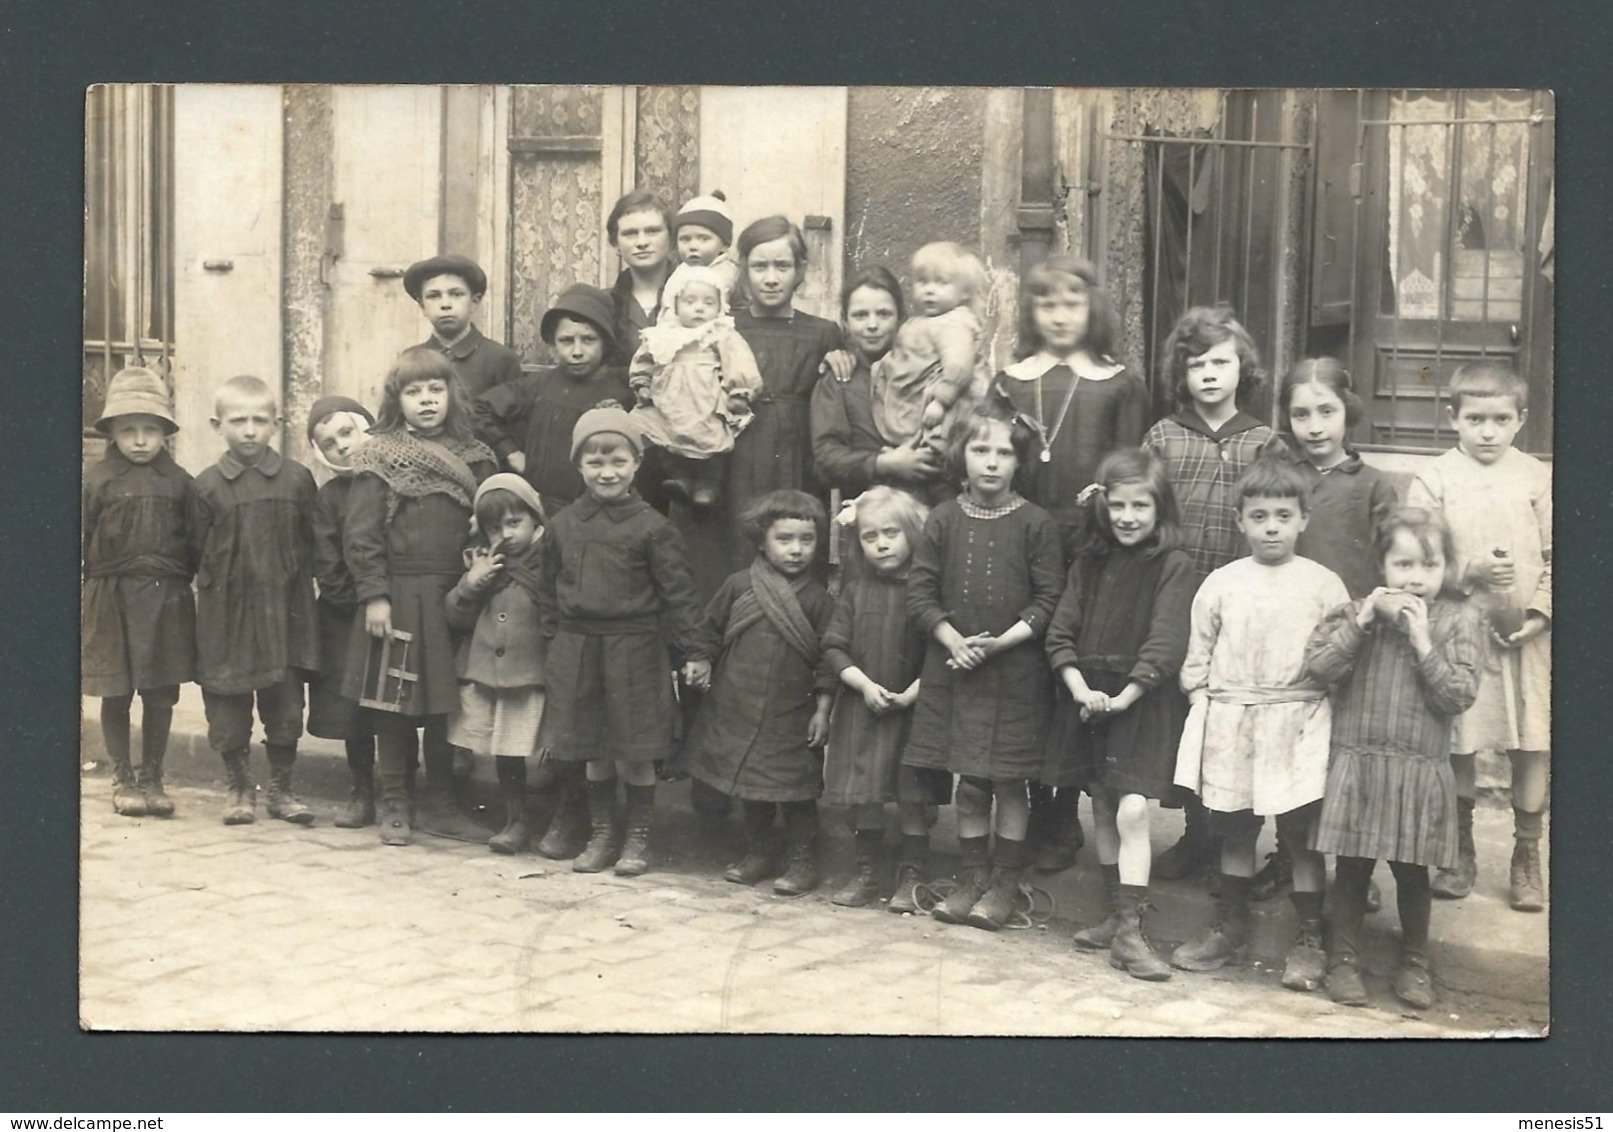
[628,261,763,509]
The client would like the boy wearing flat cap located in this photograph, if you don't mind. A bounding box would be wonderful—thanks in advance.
[403,254,524,401]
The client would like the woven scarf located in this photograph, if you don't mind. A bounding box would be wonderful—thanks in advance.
[351,429,493,524]
[723,557,819,665]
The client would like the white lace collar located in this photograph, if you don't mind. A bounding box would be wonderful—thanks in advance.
[1003,351,1123,383]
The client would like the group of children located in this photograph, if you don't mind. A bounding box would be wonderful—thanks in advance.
[83,221,1550,1016]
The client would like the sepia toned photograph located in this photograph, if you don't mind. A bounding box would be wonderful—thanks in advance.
[79,84,1551,1038]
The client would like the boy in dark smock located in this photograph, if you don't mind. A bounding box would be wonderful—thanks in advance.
[404,254,524,403]
[189,375,320,826]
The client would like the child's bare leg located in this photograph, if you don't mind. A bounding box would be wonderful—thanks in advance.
[1434,752,1479,898]
[1114,794,1151,887]
[1508,748,1549,911]
[1220,817,1260,877]
[991,779,1030,841]
[1073,788,1125,949]
[1090,789,1121,867]
[968,780,1031,931]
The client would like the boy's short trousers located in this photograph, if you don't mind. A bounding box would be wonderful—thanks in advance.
[897,765,953,807]
[1209,800,1321,839]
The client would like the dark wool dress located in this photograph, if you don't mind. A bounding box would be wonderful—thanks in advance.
[537,493,710,763]
[473,365,635,509]
[340,460,495,717]
[820,570,928,807]
[190,449,320,695]
[81,447,196,697]
[1291,452,1399,600]
[902,497,1065,782]
[685,569,837,802]
[308,473,364,739]
[1041,545,1196,798]
[1306,598,1482,868]
[992,360,1150,558]
[674,307,843,598]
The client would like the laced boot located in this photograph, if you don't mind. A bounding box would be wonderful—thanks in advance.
[1154,797,1210,880]
[488,757,532,855]
[1393,951,1436,1009]
[886,835,929,914]
[265,745,315,825]
[1326,954,1369,1006]
[375,771,411,846]
[572,778,622,873]
[1509,808,1545,912]
[726,801,784,884]
[101,702,146,817]
[1171,874,1251,971]
[932,836,991,924]
[614,783,656,877]
[335,767,376,829]
[536,770,590,860]
[1280,891,1327,992]
[832,828,882,907]
[335,737,376,828]
[137,704,176,817]
[773,804,820,896]
[1110,886,1172,981]
[1072,864,1123,950]
[967,838,1028,931]
[220,749,256,825]
[1432,795,1476,899]
[415,746,487,841]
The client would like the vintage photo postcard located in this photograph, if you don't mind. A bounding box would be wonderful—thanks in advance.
[79,84,1550,1037]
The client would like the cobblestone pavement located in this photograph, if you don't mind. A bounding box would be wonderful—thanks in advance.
[80,776,1539,1037]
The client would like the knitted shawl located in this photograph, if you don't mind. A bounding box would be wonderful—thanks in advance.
[723,556,820,665]
[351,428,494,523]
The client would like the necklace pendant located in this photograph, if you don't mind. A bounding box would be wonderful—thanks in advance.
[1040,447,1052,463]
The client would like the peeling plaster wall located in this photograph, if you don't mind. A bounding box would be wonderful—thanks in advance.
[281,86,333,469]
[845,87,986,292]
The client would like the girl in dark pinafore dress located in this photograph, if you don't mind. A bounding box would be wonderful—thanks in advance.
[342,348,496,846]
[82,367,196,819]
[820,486,931,909]
[904,403,1065,932]
[687,491,837,898]
[1045,449,1195,981]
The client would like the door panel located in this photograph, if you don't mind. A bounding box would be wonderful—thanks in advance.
[326,86,444,411]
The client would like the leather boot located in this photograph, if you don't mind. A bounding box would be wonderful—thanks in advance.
[1280,891,1327,992]
[1509,808,1545,912]
[726,801,784,884]
[1154,796,1212,880]
[1110,885,1172,981]
[137,703,176,817]
[614,783,656,876]
[886,834,929,914]
[375,770,411,846]
[1171,874,1251,971]
[536,769,590,860]
[101,700,146,817]
[932,836,991,924]
[967,838,1028,931]
[832,828,883,907]
[335,767,376,829]
[265,745,315,825]
[773,803,820,896]
[572,778,622,873]
[415,742,487,841]
[335,737,376,828]
[1033,788,1083,874]
[220,749,255,825]
[1432,795,1476,899]
[1073,864,1123,950]
[489,757,531,855]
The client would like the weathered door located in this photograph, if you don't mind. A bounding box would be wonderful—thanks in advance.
[324,86,445,413]
[1348,89,1553,451]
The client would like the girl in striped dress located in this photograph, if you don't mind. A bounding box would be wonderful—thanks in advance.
[1304,507,1482,1010]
